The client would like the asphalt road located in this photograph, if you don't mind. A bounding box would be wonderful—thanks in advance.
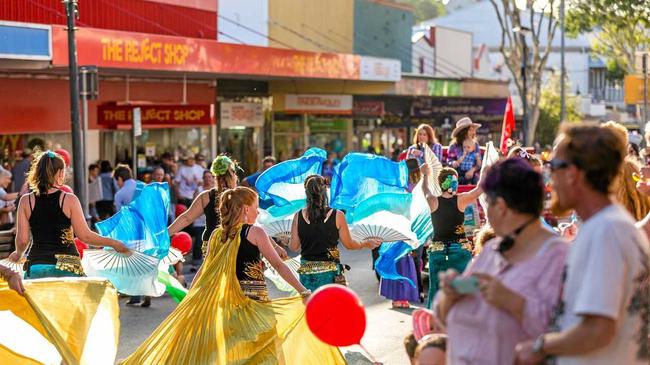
[117,247,422,364]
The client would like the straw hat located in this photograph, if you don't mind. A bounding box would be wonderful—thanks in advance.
[451,117,482,138]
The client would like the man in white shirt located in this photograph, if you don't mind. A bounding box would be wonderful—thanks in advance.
[174,154,203,208]
[515,123,650,364]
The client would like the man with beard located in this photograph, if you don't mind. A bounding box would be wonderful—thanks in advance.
[514,124,650,365]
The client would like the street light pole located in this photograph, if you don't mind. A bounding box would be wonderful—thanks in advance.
[521,34,528,146]
[549,0,566,122]
[63,0,85,212]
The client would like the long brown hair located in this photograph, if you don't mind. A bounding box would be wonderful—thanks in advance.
[613,157,650,220]
[304,175,329,222]
[413,123,437,146]
[27,150,66,195]
[218,186,257,243]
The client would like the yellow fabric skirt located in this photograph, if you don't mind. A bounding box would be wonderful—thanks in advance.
[0,277,120,365]
[120,226,346,365]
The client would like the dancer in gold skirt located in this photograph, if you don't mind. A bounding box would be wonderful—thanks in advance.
[120,186,346,365]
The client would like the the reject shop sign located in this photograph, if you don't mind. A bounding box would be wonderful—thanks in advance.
[284,94,353,115]
[220,102,264,128]
[97,104,212,126]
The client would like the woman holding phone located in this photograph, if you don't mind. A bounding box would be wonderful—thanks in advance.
[432,158,569,365]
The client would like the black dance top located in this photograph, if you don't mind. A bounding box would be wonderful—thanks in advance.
[26,190,79,265]
[297,209,340,262]
[202,188,221,242]
[235,224,265,282]
[430,195,466,243]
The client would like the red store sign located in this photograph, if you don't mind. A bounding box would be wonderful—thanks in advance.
[97,104,212,126]
[353,101,385,117]
[284,94,353,115]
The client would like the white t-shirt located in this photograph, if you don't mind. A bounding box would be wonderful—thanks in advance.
[174,164,204,200]
[558,204,650,365]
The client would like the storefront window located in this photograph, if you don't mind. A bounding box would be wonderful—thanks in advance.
[102,127,210,167]
[221,127,260,176]
[307,117,350,158]
[273,118,305,162]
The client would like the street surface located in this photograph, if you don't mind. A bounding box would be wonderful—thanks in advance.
[117,247,421,365]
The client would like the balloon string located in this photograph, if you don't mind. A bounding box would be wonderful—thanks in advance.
[358,342,380,364]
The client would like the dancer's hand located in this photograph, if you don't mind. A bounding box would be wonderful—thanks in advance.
[274,245,288,260]
[112,241,131,255]
[300,289,312,304]
[7,271,24,295]
[8,251,23,263]
[420,164,431,176]
[362,239,381,249]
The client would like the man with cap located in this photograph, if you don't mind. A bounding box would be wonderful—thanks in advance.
[174,153,204,208]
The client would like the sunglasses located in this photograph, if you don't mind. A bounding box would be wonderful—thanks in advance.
[546,158,571,172]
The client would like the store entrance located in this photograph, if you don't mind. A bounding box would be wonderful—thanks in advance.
[221,127,260,176]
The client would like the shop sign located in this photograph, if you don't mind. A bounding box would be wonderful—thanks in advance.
[359,56,401,82]
[51,26,364,80]
[396,78,461,97]
[97,104,212,126]
[285,95,353,114]
[625,75,650,105]
[353,101,385,117]
[0,21,51,61]
[308,119,348,133]
[411,97,507,117]
[220,102,264,128]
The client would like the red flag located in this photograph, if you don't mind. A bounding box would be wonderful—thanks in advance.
[500,96,515,154]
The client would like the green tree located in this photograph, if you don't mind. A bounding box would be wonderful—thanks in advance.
[396,0,446,23]
[567,0,650,74]
[536,74,581,146]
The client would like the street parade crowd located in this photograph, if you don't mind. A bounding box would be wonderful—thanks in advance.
[0,116,648,365]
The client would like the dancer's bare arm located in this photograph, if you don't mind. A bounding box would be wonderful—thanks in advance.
[169,190,210,236]
[249,226,308,294]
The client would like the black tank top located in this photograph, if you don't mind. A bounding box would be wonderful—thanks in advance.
[202,188,220,242]
[235,224,265,282]
[27,191,79,265]
[430,195,466,243]
[297,209,340,262]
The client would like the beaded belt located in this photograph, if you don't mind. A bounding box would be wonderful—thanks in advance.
[239,280,269,302]
[297,260,338,274]
[427,239,473,253]
[54,254,85,276]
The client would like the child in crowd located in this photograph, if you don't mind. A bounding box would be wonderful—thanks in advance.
[457,139,481,184]
[415,334,447,365]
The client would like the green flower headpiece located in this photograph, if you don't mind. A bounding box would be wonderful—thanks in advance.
[211,155,235,176]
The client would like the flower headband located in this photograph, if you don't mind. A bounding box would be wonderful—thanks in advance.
[441,174,458,193]
[210,155,240,176]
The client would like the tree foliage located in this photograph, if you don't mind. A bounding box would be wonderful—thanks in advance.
[536,74,581,146]
[566,0,650,74]
[488,0,560,145]
[396,0,446,23]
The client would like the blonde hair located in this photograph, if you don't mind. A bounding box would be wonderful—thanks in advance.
[27,150,66,195]
[218,187,258,243]
[473,224,496,256]
[613,157,650,220]
[413,124,438,146]
[601,121,629,145]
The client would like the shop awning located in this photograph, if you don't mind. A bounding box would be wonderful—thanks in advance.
[50,25,401,82]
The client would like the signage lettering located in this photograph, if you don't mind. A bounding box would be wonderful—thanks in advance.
[285,95,353,114]
[98,104,212,126]
[100,36,189,66]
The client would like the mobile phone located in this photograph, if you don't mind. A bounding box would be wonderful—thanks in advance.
[451,277,479,294]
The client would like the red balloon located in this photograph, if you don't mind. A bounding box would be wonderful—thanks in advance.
[55,149,71,167]
[171,232,192,254]
[175,204,188,218]
[305,284,366,346]
[74,238,88,259]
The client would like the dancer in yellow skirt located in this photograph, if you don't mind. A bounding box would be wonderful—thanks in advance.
[120,186,346,365]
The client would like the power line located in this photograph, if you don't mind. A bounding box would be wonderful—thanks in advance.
[268,20,335,52]
[218,14,296,50]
